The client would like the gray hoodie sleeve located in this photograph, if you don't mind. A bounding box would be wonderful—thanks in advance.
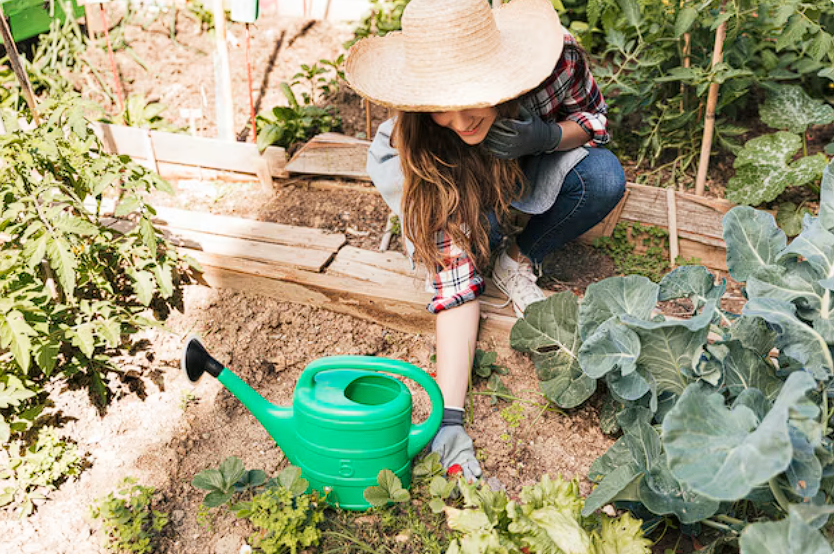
[367,118,415,258]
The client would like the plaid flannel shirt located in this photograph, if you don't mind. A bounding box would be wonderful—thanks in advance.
[427,33,608,314]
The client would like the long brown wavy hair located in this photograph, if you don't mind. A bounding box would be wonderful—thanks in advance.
[394,104,525,272]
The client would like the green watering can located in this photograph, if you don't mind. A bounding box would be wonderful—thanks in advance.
[181,337,444,511]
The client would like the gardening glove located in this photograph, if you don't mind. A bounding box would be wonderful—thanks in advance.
[484,106,562,159]
[430,407,482,482]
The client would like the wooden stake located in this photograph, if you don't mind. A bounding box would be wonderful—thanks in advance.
[100,4,125,111]
[379,212,395,252]
[0,6,40,124]
[245,23,257,144]
[694,15,727,196]
[364,98,372,139]
[213,0,235,141]
[681,32,691,113]
[666,187,679,267]
[323,0,332,20]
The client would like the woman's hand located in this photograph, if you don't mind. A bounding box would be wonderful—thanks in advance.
[484,106,563,159]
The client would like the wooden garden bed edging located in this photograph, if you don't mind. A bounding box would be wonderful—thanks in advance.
[92,123,290,181]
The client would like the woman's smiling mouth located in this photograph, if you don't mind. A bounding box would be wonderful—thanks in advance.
[457,120,482,136]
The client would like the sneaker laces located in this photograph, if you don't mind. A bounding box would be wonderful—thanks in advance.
[503,259,545,308]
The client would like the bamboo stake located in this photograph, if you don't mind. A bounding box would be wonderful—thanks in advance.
[694,15,727,196]
[0,6,40,124]
[380,212,395,252]
[100,4,125,111]
[666,187,679,267]
[680,32,691,113]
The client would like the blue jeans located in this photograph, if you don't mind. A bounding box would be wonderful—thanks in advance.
[489,148,626,264]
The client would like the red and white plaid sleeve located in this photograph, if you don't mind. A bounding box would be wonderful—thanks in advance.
[425,229,485,314]
[524,33,610,146]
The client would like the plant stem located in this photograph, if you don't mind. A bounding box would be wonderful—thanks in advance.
[822,388,828,438]
[702,518,737,534]
[714,514,744,526]
[769,477,790,513]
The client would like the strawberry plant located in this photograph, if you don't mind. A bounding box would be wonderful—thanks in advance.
[0,96,198,445]
[91,477,169,554]
[511,160,834,550]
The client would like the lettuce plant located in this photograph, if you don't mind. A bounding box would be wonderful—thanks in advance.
[512,161,834,549]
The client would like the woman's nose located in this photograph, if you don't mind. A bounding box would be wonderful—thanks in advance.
[448,112,470,132]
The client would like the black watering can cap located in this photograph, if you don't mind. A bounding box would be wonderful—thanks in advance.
[182,336,224,382]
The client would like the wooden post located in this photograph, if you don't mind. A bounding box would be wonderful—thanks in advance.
[99,4,125,111]
[245,23,257,143]
[694,13,727,196]
[364,98,372,139]
[323,0,332,20]
[666,187,679,267]
[380,212,395,252]
[681,32,690,113]
[0,6,40,124]
[213,0,235,141]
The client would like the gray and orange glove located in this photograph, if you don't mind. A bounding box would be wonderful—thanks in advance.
[485,106,563,159]
[430,407,482,481]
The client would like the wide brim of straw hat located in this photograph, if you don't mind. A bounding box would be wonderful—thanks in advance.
[345,0,564,112]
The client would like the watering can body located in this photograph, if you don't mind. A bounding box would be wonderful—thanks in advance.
[203,353,444,511]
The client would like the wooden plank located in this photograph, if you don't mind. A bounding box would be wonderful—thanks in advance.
[151,205,346,251]
[334,246,416,275]
[189,251,515,341]
[285,133,372,181]
[93,123,289,178]
[174,229,335,272]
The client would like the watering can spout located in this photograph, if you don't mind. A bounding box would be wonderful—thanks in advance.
[181,336,296,461]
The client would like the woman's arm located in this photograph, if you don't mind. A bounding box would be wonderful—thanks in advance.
[555,120,593,151]
[435,300,480,408]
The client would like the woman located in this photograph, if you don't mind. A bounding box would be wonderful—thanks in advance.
[345,0,626,480]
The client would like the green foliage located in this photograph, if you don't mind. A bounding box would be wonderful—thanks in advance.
[473,349,512,404]
[363,469,411,507]
[186,0,216,31]
[345,0,410,49]
[192,456,267,508]
[91,477,169,554]
[511,160,834,548]
[240,468,324,554]
[580,0,834,177]
[725,131,829,206]
[594,222,672,282]
[292,55,345,105]
[103,93,184,133]
[776,201,812,237]
[0,426,82,516]
[256,83,341,152]
[0,97,197,443]
[443,473,651,554]
[760,84,834,136]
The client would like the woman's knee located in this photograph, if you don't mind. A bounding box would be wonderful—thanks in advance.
[582,148,626,206]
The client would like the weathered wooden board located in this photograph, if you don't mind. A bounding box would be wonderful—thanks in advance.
[93,123,289,178]
[189,250,516,342]
[151,205,346,252]
[285,133,372,181]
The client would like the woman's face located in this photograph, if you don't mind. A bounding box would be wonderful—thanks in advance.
[430,107,498,146]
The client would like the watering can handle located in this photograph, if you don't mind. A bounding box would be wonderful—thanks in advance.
[299,356,444,459]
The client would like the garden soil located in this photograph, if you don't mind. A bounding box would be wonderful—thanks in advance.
[0,8,745,553]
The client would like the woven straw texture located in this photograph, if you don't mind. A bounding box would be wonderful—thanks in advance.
[345,0,564,112]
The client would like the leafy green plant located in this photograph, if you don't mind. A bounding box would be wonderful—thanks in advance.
[724,131,829,206]
[0,426,82,516]
[192,455,266,508]
[776,201,812,238]
[511,160,834,549]
[103,93,184,133]
[233,467,325,554]
[91,477,169,554]
[473,349,511,404]
[345,0,410,49]
[256,83,341,152]
[760,84,834,155]
[594,222,672,282]
[498,402,525,450]
[291,56,346,106]
[363,468,411,507]
[0,96,198,442]
[443,473,651,553]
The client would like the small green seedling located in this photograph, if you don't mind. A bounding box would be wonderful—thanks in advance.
[363,469,410,507]
[91,478,168,554]
[192,456,266,508]
[412,452,444,480]
[428,476,457,514]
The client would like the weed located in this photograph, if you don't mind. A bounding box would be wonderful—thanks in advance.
[594,222,672,282]
[498,401,526,453]
[256,83,341,152]
[103,93,184,133]
[179,390,197,410]
[0,427,83,516]
[91,477,169,554]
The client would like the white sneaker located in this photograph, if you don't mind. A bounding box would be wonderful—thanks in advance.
[491,250,546,318]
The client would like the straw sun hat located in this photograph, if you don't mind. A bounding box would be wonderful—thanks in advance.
[345,0,564,112]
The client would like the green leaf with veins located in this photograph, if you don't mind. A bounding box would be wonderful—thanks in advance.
[740,508,834,554]
[725,132,828,206]
[578,318,641,379]
[578,275,659,341]
[723,207,787,282]
[743,297,834,381]
[760,85,834,134]
[818,161,834,231]
[776,202,812,237]
[663,371,816,500]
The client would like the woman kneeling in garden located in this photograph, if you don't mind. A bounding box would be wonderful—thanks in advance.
[345,0,626,480]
